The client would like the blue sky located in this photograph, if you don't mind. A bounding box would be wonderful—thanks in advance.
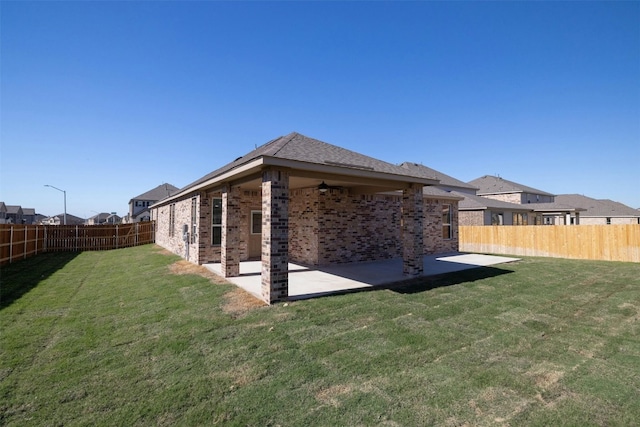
[2,1,638,218]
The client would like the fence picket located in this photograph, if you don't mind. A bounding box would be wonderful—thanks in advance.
[460,225,640,263]
[0,222,156,266]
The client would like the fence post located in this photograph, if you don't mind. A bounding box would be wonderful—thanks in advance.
[75,225,79,252]
[24,226,28,259]
[35,226,39,255]
[9,226,13,263]
[116,225,119,249]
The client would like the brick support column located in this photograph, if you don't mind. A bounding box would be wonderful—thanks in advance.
[402,183,424,276]
[221,184,241,277]
[261,168,289,304]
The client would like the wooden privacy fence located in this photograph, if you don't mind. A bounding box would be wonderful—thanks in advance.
[459,224,640,263]
[0,222,156,266]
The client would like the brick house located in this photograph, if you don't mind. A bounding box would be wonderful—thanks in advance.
[468,175,584,225]
[555,194,640,225]
[151,132,461,304]
[125,183,179,223]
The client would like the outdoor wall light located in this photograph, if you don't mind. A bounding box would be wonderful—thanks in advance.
[318,181,329,193]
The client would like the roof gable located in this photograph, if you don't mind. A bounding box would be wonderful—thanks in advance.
[469,175,554,197]
[131,183,179,202]
[181,132,436,192]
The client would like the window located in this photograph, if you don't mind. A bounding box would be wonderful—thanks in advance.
[491,212,504,225]
[191,197,198,243]
[251,210,262,235]
[513,212,528,226]
[442,204,452,239]
[169,204,175,237]
[606,217,611,225]
[211,197,222,245]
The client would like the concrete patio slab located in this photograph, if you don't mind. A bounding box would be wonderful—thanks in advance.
[204,252,520,301]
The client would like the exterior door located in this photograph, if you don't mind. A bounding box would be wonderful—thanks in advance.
[248,210,262,259]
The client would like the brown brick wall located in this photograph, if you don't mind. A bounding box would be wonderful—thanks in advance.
[155,187,460,267]
[482,193,522,204]
[423,198,459,254]
[154,193,200,264]
[459,210,485,226]
[317,190,403,265]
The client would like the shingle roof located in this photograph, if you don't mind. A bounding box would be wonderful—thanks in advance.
[399,162,478,191]
[181,132,437,192]
[422,186,464,200]
[6,205,22,214]
[555,194,640,217]
[456,192,533,211]
[22,208,36,216]
[469,175,555,197]
[131,183,179,202]
[527,202,584,213]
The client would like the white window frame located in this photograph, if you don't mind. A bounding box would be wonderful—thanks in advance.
[211,197,222,246]
[442,204,452,240]
[251,210,262,235]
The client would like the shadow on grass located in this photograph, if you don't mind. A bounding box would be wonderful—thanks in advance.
[0,252,80,310]
[382,266,514,294]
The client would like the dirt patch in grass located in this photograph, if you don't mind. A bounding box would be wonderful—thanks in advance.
[222,287,267,317]
[152,245,175,256]
[168,260,223,281]
[316,384,354,407]
[168,260,266,315]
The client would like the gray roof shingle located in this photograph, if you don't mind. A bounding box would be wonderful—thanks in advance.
[555,194,640,217]
[181,132,436,192]
[456,192,533,211]
[131,184,179,201]
[399,162,478,191]
[469,175,555,197]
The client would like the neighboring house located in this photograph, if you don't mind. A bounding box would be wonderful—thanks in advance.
[86,212,111,225]
[468,175,583,225]
[22,208,36,225]
[6,205,24,224]
[151,132,460,304]
[127,183,179,223]
[555,194,640,225]
[0,202,7,224]
[455,191,539,226]
[34,214,47,224]
[105,213,122,224]
[42,213,85,226]
[469,175,555,204]
[401,162,556,225]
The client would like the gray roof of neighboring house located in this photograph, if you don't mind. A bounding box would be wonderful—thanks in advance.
[182,132,436,192]
[399,162,478,192]
[47,213,86,224]
[131,183,179,202]
[6,205,23,214]
[0,202,6,212]
[527,202,585,213]
[22,208,36,216]
[456,192,534,211]
[469,175,555,197]
[555,194,640,217]
[422,186,464,200]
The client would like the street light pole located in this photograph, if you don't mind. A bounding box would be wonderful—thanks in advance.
[44,185,67,225]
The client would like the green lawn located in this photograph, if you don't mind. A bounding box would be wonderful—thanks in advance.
[1,245,639,426]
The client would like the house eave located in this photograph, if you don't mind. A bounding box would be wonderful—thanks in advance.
[151,156,439,208]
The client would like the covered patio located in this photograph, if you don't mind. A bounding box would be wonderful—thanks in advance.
[205,252,519,301]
